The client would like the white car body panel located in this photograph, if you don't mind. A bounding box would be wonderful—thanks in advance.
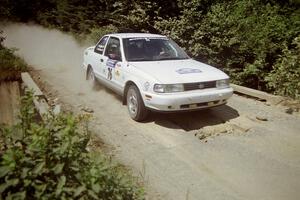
[83,33,233,112]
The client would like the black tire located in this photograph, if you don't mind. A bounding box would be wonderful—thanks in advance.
[87,67,98,90]
[126,85,149,121]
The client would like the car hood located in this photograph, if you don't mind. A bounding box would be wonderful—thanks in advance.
[129,59,229,84]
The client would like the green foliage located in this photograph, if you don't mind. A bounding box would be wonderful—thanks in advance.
[266,36,300,99]
[86,25,119,44]
[155,0,300,96]
[114,1,159,33]
[0,30,26,71]
[0,47,27,72]
[0,91,144,199]
[0,0,11,19]
[0,30,5,49]
[0,32,27,80]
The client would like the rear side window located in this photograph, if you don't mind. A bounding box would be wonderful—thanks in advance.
[94,36,108,54]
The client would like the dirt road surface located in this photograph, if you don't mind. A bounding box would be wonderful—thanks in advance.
[2,23,300,200]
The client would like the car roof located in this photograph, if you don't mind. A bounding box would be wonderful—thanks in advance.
[106,33,167,39]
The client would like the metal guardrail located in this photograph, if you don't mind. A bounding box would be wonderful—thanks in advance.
[21,72,50,119]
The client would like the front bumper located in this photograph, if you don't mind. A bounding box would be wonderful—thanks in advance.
[143,87,233,111]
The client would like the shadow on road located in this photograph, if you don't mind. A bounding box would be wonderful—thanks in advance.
[145,105,240,131]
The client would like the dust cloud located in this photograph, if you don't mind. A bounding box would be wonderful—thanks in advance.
[0,22,95,94]
[1,23,88,70]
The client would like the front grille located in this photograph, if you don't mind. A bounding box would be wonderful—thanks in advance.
[183,81,216,91]
[180,100,222,109]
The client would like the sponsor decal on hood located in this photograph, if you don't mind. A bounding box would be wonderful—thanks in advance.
[176,68,202,74]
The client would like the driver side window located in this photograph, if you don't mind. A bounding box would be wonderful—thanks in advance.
[104,37,122,61]
[94,36,108,54]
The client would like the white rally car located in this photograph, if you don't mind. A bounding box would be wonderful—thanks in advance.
[83,33,233,121]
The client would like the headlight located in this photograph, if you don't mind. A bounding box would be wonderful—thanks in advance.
[153,84,184,93]
[216,79,230,88]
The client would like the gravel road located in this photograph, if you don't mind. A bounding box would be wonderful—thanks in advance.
[2,23,300,200]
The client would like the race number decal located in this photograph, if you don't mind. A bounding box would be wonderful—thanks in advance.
[106,59,118,80]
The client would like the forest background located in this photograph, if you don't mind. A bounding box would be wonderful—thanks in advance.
[1,0,299,99]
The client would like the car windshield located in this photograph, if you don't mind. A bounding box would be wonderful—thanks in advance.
[123,37,189,62]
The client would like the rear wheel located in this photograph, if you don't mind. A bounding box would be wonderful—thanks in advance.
[87,67,98,89]
[126,85,148,121]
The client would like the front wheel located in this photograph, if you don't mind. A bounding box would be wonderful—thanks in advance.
[126,85,149,121]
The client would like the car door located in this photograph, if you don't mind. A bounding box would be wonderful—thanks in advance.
[91,36,109,79]
[103,37,124,91]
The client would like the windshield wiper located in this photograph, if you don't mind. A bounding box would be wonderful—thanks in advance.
[128,58,152,61]
[156,57,189,61]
